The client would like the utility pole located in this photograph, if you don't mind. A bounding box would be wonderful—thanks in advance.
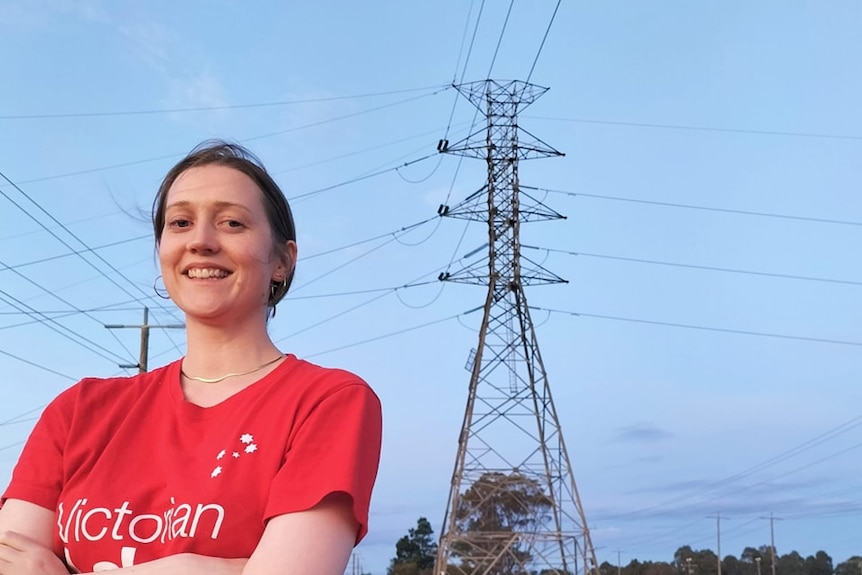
[760,513,781,575]
[755,556,762,575]
[618,549,623,575]
[433,80,597,575]
[105,307,184,373]
[707,513,727,575]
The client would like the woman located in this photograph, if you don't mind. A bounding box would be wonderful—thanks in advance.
[0,141,383,575]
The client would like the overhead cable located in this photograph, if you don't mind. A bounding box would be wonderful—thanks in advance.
[526,115,862,141]
[486,0,515,78]
[526,186,862,227]
[533,306,862,347]
[0,348,77,381]
[9,88,449,187]
[0,85,449,120]
[525,0,562,84]
[523,245,862,286]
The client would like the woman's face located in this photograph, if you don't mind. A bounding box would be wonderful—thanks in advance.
[158,164,294,324]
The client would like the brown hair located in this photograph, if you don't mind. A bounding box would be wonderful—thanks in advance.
[152,140,296,315]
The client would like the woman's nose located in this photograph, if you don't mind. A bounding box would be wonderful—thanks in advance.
[188,223,219,253]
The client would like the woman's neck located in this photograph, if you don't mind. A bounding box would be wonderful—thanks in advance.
[181,316,282,377]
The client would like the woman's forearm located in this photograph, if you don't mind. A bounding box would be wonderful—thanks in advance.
[76,554,246,575]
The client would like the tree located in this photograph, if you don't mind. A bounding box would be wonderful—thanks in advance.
[389,517,438,575]
[452,471,554,574]
[777,551,805,575]
[803,551,833,575]
[673,546,719,575]
[834,557,862,575]
[724,555,748,575]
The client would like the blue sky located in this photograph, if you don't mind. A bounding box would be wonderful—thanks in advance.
[1,1,860,573]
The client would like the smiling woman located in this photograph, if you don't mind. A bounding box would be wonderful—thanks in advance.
[0,141,383,575]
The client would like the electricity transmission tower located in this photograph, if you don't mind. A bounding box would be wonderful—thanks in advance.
[434,79,599,575]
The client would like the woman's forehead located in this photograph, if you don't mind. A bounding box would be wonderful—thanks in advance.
[167,165,265,210]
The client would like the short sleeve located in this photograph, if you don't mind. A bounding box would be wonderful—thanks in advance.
[264,382,382,544]
[1,386,75,510]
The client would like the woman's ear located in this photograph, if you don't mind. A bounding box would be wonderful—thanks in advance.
[274,240,298,281]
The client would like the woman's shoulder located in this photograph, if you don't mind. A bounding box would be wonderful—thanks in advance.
[279,356,379,403]
[51,360,180,410]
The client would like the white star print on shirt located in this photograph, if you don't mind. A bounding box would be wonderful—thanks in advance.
[240,433,254,444]
[245,444,258,454]
[216,450,226,460]
[211,466,222,478]
[232,452,240,459]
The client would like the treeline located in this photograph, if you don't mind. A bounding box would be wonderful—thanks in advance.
[387,517,861,575]
[600,546,860,575]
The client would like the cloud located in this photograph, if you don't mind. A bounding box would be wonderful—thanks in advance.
[614,422,674,443]
[116,15,229,119]
[163,72,230,113]
[0,0,109,29]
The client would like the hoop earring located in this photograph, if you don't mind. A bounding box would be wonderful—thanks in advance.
[269,277,288,303]
[153,275,170,300]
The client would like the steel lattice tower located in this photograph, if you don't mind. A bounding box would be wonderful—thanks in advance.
[434,80,599,575]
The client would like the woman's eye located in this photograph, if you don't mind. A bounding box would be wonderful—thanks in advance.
[227,220,245,228]
[168,219,190,228]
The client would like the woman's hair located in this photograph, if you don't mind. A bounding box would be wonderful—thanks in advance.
[152,140,297,315]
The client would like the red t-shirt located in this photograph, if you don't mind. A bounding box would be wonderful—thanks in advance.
[1,356,382,572]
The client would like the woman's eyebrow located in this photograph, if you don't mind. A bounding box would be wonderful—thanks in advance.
[165,200,252,214]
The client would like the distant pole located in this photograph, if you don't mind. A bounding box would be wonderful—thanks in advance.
[760,513,781,575]
[707,513,726,575]
[769,514,777,575]
[755,557,762,575]
[105,307,184,373]
[618,550,622,575]
[717,513,722,575]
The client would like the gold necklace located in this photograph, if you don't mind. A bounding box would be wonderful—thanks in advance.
[181,354,285,384]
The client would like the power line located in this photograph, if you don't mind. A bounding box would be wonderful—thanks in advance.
[286,153,438,202]
[486,0,515,78]
[0,84,449,120]
[0,417,36,428]
[0,441,25,453]
[283,271,448,341]
[0,404,45,426]
[1,235,149,271]
[0,302,144,316]
[0,170,185,355]
[303,217,438,261]
[522,245,862,287]
[526,0,562,84]
[525,186,862,227]
[0,301,146,331]
[292,237,401,294]
[305,310,467,359]
[273,122,469,176]
[533,306,862,347]
[288,281,438,301]
[442,0,480,142]
[0,209,125,242]
[0,348,76,381]
[596,414,862,527]
[240,87,450,144]
[670,441,862,519]
[9,88,449,188]
[525,115,862,141]
[458,0,485,85]
[0,276,135,364]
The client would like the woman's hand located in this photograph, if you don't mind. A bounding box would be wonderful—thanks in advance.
[0,530,69,575]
